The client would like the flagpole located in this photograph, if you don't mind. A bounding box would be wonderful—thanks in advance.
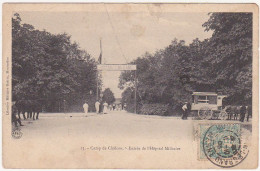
[100,38,102,56]
[97,38,102,101]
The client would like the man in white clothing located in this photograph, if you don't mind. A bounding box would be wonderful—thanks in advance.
[83,101,89,117]
[95,100,100,114]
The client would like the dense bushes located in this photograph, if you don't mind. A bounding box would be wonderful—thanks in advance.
[125,103,142,114]
[125,102,183,116]
[140,104,169,116]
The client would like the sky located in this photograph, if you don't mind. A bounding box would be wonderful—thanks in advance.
[19,10,212,98]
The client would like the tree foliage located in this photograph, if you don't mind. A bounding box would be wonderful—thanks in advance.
[119,13,252,114]
[102,88,115,105]
[203,13,252,104]
[12,13,100,112]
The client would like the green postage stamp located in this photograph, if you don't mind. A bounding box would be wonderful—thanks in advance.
[198,123,249,168]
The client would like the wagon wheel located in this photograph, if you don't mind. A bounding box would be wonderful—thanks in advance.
[218,110,228,120]
[198,107,213,120]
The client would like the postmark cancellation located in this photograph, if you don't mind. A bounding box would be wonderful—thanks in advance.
[196,122,251,168]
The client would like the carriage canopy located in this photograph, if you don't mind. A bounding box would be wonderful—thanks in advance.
[191,92,226,111]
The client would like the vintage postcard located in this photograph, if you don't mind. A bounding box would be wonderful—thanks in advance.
[2,3,259,169]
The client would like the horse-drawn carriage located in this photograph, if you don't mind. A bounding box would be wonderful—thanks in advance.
[191,92,227,120]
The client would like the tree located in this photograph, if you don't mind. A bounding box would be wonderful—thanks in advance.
[102,88,115,105]
[119,13,252,114]
[119,40,205,113]
[12,13,100,112]
[203,13,252,104]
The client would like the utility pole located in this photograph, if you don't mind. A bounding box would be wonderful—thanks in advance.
[96,72,99,101]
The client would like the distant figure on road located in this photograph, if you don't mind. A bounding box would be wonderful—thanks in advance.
[83,101,89,117]
[247,105,252,121]
[95,100,100,114]
[240,105,246,122]
[99,101,103,113]
[117,104,121,111]
[124,103,127,110]
[32,100,41,120]
[182,102,188,120]
[103,101,108,114]
[112,104,116,111]
[109,104,112,111]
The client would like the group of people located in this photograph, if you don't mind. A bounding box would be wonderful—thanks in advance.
[12,104,24,127]
[12,100,42,127]
[225,105,252,122]
[83,101,127,117]
[83,100,109,117]
[181,101,252,122]
[108,103,126,111]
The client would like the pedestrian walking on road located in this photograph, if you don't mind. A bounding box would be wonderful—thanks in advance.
[95,100,100,114]
[83,101,89,117]
[99,101,103,114]
[112,104,116,111]
[240,105,246,122]
[182,102,188,120]
[103,101,108,114]
[247,105,252,121]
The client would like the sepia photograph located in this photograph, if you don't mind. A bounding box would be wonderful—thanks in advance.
[2,3,259,169]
